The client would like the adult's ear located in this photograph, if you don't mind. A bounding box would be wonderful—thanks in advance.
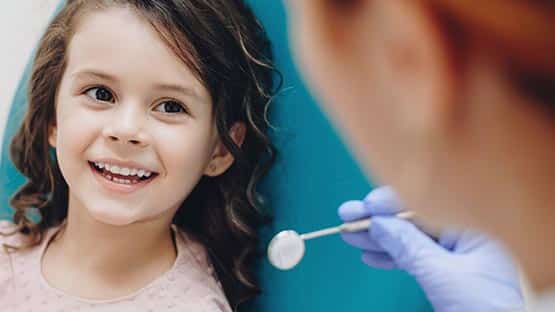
[286,0,458,133]
[204,122,246,177]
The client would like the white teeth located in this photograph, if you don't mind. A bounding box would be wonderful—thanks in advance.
[111,166,121,175]
[100,171,138,185]
[92,161,153,178]
[113,177,131,184]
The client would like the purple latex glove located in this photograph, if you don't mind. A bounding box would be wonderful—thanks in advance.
[339,186,524,312]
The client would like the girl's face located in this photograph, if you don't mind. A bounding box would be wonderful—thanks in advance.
[50,7,218,225]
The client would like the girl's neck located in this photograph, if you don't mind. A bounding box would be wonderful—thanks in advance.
[41,195,178,299]
[61,215,176,274]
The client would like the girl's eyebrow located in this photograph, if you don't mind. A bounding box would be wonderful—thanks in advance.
[153,83,205,103]
[71,69,117,83]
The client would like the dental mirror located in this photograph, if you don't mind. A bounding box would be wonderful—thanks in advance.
[267,211,415,270]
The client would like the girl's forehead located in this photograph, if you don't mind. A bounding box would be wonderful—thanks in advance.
[66,6,209,101]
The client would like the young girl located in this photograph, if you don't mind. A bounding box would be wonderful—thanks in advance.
[0,0,278,310]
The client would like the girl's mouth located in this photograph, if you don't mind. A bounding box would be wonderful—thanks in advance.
[88,161,158,192]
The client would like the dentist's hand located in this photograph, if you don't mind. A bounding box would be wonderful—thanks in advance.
[339,186,524,312]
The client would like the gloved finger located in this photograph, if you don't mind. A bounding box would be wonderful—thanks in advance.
[338,186,404,222]
[361,251,396,269]
[370,217,445,271]
[449,229,519,279]
[338,200,369,222]
[437,229,464,251]
[340,232,383,252]
[363,186,404,215]
[454,230,494,254]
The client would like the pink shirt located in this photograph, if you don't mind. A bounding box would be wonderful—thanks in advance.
[0,221,231,311]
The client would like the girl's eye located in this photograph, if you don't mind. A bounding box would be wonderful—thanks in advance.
[154,101,187,114]
[85,87,114,102]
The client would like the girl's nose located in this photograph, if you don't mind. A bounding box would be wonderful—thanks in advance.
[102,104,149,147]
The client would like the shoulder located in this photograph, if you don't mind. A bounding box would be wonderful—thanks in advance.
[0,220,44,274]
[189,295,232,312]
[174,229,223,287]
[169,228,232,311]
[0,220,20,290]
[0,220,31,249]
[0,220,21,249]
[0,220,17,233]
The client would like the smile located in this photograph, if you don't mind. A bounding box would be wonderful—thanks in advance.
[88,161,159,193]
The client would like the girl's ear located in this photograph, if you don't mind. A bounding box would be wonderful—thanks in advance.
[204,122,246,177]
[48,125,57,148]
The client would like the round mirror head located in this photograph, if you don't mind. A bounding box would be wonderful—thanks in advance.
[267,230,305,270]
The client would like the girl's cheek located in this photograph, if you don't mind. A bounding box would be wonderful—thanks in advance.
[56,102,104,138]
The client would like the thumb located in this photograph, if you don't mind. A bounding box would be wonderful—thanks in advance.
[370,217,446,271]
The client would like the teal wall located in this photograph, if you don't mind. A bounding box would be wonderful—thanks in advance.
[0,1,431,310]
[0,58,32,221]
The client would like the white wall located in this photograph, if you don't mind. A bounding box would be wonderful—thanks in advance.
[0,0,60,154]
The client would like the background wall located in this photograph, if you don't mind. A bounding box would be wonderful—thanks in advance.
[0,0,61,153]
[0,1,431,310]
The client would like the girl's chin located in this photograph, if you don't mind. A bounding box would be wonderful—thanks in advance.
[87,207,142,226]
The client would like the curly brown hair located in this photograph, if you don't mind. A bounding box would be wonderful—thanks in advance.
[5,0,279,308]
